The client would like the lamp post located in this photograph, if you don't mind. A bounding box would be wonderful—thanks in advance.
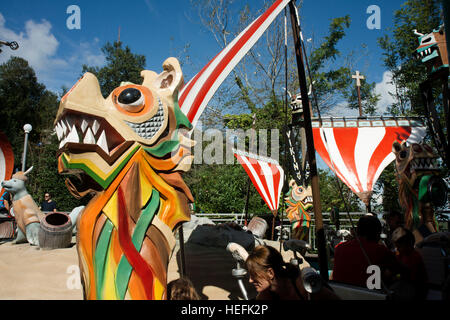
[22,124,32,171]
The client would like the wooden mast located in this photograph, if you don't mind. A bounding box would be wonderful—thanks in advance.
[288,0,329,280]
[352,70,365,117]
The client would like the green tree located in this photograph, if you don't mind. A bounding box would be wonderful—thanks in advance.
[82,41,146,97]
[184,163,269,214]
[378,0,441,115]
[0,56,83,211]
[318,169,361,213]
[0,57,56,165]
[374,163,402,214]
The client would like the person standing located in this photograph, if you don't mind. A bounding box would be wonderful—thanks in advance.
[331,214,400,288]
[40,192,57,213]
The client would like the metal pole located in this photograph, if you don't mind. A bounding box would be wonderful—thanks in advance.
[280,6,289,252]
[21,124,32,171]
[288,1,328,281]
[442,0,450,70]
[243,178,250,226]
[178,224,186,277]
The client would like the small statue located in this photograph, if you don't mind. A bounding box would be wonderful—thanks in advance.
[1,167,42,246]
[285,180,313,241]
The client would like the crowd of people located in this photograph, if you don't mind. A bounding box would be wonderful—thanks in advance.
[331,213,428,299]
[170,212,431,300]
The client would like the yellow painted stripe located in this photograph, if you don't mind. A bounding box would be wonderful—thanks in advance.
[139,167,153,207]
[103,191,119,229]
[62,145,138,181]
[153,277,165,300]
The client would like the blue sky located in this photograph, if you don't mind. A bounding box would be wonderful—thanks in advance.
[0,0,406,116]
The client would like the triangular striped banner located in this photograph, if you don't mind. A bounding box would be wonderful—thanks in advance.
[179,0,290,128]
[311,117,427,205]
[234,149,284,215]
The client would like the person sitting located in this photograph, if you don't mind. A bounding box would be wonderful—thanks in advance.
[391,226,428,300]
[245,245,339,300]
[167,277,200,300]
[331,214,399,288]
[40,192,57,213]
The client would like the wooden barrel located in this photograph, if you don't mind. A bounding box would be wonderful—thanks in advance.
[0,218,16,240]
[38,212,72,249]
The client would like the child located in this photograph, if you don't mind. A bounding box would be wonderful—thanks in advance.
[167,277,200,300]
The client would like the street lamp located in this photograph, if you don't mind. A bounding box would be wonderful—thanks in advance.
[22,124,32,171]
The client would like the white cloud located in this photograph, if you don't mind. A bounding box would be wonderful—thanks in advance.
[374,71,396,115]
[0,12,67,71]
[0,12,105,93]
[324,101,360,117]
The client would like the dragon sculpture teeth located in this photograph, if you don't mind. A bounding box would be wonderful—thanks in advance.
[55,115,123,155]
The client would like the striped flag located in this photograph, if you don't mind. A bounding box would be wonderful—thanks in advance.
[234,149,284,215]
[179,0,290,128]
[311,118,427,205]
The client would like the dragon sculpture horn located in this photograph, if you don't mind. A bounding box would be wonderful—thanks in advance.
[413,29,424,36]
[24,166,33,176]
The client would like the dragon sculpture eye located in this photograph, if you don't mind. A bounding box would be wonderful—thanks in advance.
[119,88,143,105]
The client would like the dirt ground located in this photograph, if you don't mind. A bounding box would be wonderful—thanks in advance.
[0,236,301,300]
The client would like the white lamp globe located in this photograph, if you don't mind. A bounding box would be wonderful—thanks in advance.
[23,124,32,133]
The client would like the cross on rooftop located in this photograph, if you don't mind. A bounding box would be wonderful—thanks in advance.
[352,70,365,87]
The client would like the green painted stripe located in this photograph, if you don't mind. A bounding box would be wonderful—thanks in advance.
[131,189,160,251]
[62,145,140,189]
[144,138,179,158]
[174,100,193,130]
[94,219,114,299]
[115,189,160,300]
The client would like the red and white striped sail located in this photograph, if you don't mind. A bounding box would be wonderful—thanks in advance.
[234,149,284,215]
[0,131,14,195]
[179,0,290,128]
[312,118,427,205]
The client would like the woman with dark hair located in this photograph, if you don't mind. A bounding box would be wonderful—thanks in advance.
[245,245,339,300]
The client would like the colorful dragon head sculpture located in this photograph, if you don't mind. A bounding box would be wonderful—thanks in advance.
[392,140,444,243]
[284,180,313,241]
[55,57,194,299]
[414,24,449,75]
